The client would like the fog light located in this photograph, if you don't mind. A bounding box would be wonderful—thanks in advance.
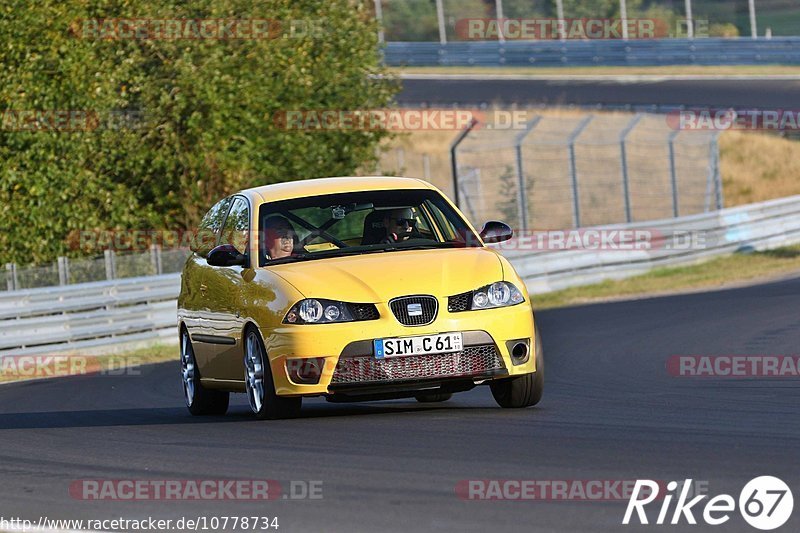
[286,357,325,385]
[324,305,341,321]
[505,339,530,365]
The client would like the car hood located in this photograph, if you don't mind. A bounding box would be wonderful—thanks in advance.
[267,247,504,303]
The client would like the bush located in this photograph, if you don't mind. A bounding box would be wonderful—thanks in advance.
[0,0,397,265]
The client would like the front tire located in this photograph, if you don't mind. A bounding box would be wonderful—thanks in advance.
[244,327,302,420]
[491,328,544,408]
[181,329,229,416]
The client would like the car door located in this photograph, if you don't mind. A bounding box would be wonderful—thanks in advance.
[184,196,234,375]
[201,195,251,382]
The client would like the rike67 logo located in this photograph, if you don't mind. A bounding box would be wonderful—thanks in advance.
[623,477,793,530]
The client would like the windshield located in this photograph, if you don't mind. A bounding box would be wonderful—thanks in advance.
[258,189,479,266]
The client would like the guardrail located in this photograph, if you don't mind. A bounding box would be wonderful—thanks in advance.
[501,194,800,293]
[3,194,800,355]
[0,274,180,356]
[384,38,800,67]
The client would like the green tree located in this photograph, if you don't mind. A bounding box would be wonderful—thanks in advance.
[501,0,548,19]
[550,0,628,19]
[0,0,397,264]
[382,0,488,41]
[383,0,439,41]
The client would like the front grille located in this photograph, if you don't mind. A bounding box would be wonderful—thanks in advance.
[350,303,380,321]
[448,291,471,312]
[389,295,438,326]
[331,345,504,385]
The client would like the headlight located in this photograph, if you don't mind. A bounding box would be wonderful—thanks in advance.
[449,282,524,312]
[284,299,378,324]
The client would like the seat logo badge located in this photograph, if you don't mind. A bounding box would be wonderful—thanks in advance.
[407,303,423,317]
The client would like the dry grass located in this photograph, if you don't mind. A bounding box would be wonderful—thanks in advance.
[719,131,800,206]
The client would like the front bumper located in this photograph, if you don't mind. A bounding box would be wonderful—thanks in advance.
[330,332,507,389]
[264,301,537,397]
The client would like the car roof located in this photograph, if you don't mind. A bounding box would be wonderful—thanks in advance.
[241,176,435,204]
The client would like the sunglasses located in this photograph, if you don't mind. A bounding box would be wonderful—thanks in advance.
[391,218,414,227]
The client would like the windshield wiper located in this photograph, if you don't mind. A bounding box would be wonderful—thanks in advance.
[323,247,398,257]
[266,242,464,265]
[267,249,380,264]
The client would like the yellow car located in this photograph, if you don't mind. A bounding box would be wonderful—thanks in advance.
[178,176,543,419]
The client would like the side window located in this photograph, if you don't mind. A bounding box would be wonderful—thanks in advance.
[219,197,250,255]
[192,197,233,257]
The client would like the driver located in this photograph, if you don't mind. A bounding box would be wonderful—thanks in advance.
[381,208,417,244]
[262,215,297,260]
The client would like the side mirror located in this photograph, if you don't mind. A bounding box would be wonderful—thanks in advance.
[207,244,248,267]
[479,221,513,243]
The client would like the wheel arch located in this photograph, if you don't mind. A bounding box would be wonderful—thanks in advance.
[241,320,264,344]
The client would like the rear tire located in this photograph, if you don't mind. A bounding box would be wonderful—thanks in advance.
[415,393,452,403]
[491,327,544,408]
[244,327,302,420]
[181,329,229,416]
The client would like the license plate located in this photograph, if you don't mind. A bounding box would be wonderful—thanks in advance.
[374,332,463,358]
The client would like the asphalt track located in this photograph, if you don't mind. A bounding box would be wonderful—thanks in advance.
[397,77,800,109]
[1,276,799,532]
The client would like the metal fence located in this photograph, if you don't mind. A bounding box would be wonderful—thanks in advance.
[0,274,180,355]
[450,112,721,229]
[3,246,190,292]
